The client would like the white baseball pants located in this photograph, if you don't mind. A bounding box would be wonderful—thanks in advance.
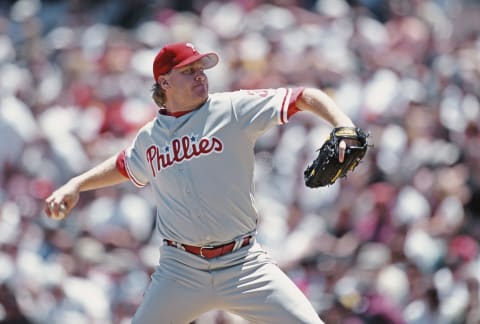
[132,241,324,324]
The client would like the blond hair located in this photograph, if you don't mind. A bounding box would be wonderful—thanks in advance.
[151,83,166,108]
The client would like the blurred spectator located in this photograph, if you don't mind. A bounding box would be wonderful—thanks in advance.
[0,282,32,324]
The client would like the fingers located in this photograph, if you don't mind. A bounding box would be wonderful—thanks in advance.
[44,185,79,221]
[45,199,68,220]
[339,138,363,163]
[339,140,346,163]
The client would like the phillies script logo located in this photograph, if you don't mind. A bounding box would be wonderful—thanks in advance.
[146,135,223,177]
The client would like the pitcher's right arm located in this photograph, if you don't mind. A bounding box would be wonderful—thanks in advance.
[44,155,129,220]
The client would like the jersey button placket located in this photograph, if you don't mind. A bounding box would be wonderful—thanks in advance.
[178,166,191,193]
[181,165,200,214]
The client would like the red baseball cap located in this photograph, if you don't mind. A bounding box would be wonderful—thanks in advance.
[152,42,219,82]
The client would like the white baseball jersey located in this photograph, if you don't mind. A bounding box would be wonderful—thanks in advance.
[117,88,303,246]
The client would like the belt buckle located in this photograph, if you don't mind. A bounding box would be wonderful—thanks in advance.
[199,246,214,258]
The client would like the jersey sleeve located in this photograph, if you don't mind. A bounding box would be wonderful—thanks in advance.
[116,135,149,188]
[231,87,304,138]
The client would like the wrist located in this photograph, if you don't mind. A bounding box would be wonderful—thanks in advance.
[67,177,82,192]
[335,122,355,128]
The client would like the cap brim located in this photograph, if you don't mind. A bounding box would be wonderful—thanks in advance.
[174,52,219,70]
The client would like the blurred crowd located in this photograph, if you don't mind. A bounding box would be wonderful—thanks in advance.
[1,0,480,323]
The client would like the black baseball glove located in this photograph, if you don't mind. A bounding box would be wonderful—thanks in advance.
[304,127,369,188]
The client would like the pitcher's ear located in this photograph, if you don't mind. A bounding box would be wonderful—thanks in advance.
[158,77,170,90]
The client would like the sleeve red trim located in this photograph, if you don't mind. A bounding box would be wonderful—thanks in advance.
[116,150,129,179]
[287,87,304,119]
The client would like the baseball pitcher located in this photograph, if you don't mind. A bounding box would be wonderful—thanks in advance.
[45,42,366,323]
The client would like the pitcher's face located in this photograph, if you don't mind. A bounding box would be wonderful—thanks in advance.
[164,61,209,109]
